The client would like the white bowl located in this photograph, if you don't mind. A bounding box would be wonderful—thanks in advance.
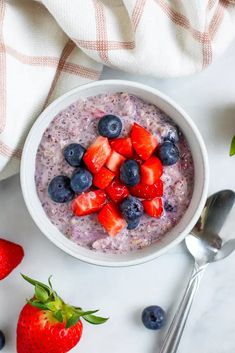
[21,80,209,267]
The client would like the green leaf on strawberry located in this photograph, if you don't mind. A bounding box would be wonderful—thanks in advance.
[83,314,109,325]
[230,136,235,156]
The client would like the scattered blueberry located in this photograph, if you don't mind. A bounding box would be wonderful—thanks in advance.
[142,305,166,330]
[157,141,180,166]
[0,330,5,350]
[98,115,122,138]
[120,159,140,187]
[48,175,75,203]
[64,143,86,167]
[120,196,144,221]
[127,217,141,230]
[70,168,93,193]
[164,127,179,143]
[164,200,177,212]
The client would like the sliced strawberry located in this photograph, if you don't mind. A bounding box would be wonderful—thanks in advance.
[93,167,115,189]
[131,123,158,160]
[98,203,126,237]
[72,190,106,216]
[141,156,163,185]
[106,150,126,173]
[83,136,111,174]
[132,153,143,166]
[105,179,129,203]
[110,137,133,158]
[142,198,163,217]
[129,179,163,199]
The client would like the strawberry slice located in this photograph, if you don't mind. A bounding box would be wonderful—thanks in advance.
[105,179,129,203]
[72,190,106,216]
[83,136,111,174]
[106,150,125,173]
[129,179,163,199]
[131,123,158,160]
[110,137,133,158]
[98,203,126,237]
[93,167,115,189]
[141,156,163,185]
[142,197,163,217]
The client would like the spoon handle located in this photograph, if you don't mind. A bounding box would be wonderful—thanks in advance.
[159,263,207,353]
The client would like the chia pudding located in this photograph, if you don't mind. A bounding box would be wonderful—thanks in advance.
[35,92,194,254]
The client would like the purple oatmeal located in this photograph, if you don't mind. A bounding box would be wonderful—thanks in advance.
[35,92,194,254]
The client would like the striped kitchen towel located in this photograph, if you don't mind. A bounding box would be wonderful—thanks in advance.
[0,0,234,180]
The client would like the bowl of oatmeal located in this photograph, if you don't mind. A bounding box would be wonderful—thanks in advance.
[21,80,209,266]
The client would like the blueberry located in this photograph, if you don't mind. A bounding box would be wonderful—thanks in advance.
[70,168,93,193]
[127,217,141,230]
[120,160,140,187]
[142,305,166,330]
[48,175,75,203]
[98,115,122,138]
[164,200,177,212]
[0,330,5,350]
[157,141,180,166]
[164,128,179,143]
[64,143,86,167]
[120,196,144,221]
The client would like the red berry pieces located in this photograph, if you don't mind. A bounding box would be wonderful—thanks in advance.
[0,239,24,280]
[129,179,163,199]
[72,190,106,216]
[83,136,111,174]
[106,150,126,173]
[93,167,115,189]
[141,156,163,185]
[110,137,133,158]
[98,203,126,237]
[142,198,163,218]
[105,179,129,203]
[131,123,158,160]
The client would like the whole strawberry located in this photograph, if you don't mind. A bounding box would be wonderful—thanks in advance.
[17,274,108,353]
[0,238,24,280]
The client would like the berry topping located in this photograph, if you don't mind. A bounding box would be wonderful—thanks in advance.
[64,143,86,167]
[98,203,126,237]
[142,305,166,330]
[0,330,5,350]
[93,167,115,189]
[141,156,163,185]
[110,137,133,158]
[157,141,180,166]
[48,175,75,203]
[127,217,141,230]
[72,190,106,216]
[83,136,111,174]
[120,196,144,221]
[70,168,93,193]
[106,150,126,173]
[164,200,177,212]
[163,127,179,143]
[131,123,158,160]
[0,239,24,280]
[98,115,122,138]
[120,159,140,187]
[17,274,108,353]
[129,179,163,199]
[142,198,163,218]
[105,179,129,203]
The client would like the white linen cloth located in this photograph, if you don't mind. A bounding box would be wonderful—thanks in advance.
[0,0,235,180]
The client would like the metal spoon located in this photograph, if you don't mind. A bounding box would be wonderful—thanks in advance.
[160,189,235,353]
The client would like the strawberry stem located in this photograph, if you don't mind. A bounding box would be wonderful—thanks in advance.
[21,274,108,327]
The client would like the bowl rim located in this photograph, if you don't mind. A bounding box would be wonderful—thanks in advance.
[20,79,209,267]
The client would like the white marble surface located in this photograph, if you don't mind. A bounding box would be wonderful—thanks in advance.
[1,40,235,353]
